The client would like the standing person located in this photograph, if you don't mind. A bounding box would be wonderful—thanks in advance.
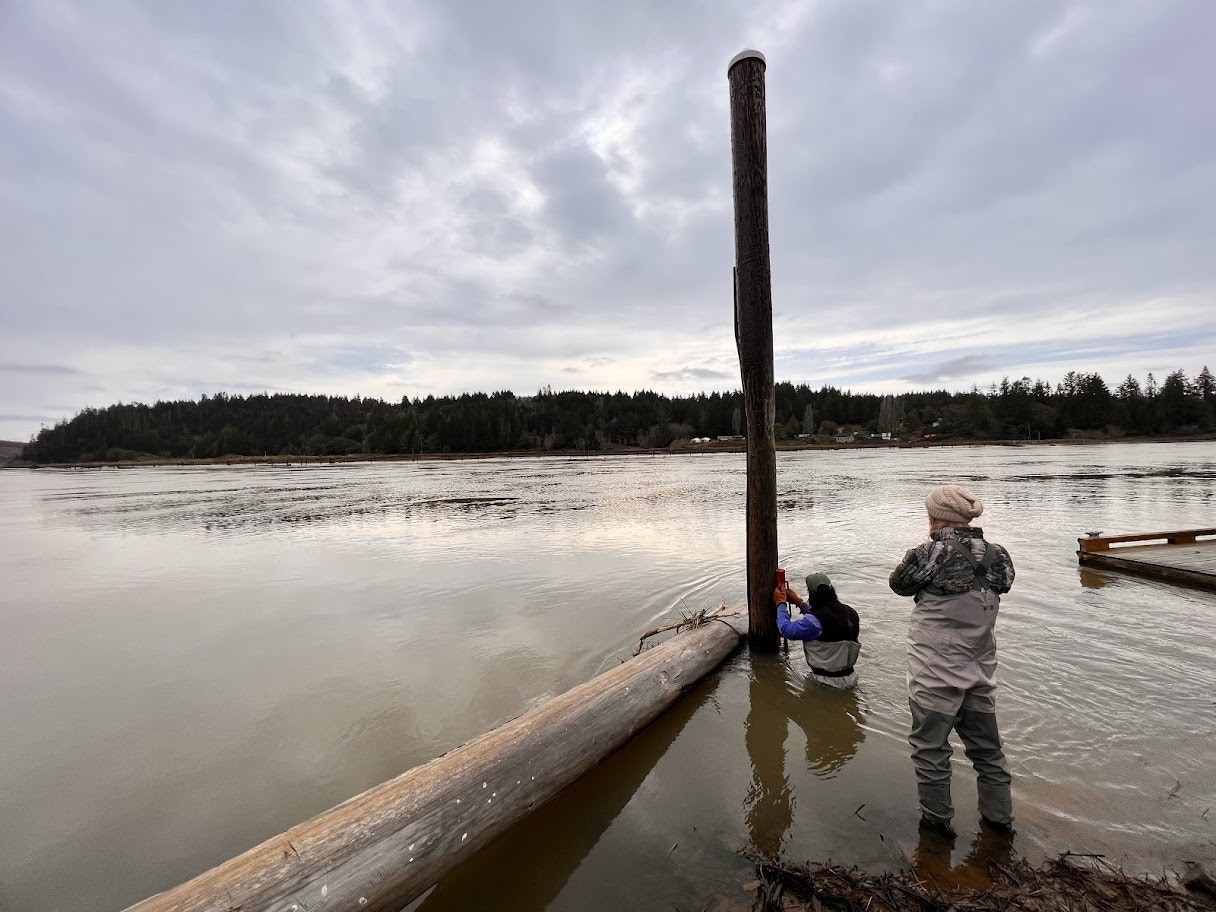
[889,484,1016,838]
[771,572,861,688]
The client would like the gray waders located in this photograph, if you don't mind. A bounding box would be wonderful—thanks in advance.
[907,539,1013,826]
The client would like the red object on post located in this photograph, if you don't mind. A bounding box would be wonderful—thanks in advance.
[775,568,786,589]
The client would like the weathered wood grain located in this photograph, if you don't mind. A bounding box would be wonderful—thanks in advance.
[1077,528,1216,551]
[413,661,721,911]
[1077,529,1216,591]
[123,614,746,912]
[728,49,779,651]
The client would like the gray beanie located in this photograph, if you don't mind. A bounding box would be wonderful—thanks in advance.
[925,484,983,524]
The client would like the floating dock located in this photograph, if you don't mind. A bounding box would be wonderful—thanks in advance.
[1077,528,1216,591]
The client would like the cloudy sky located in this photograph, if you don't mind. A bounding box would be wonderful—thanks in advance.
[1,1,1213,441]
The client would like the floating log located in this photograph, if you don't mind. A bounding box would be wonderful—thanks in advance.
[123,612,746,912]
[413,669,719,911]
[728,48,779,651]
[1077,528,1216,591]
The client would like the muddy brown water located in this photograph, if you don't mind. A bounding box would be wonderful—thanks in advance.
[1,443,1214,911]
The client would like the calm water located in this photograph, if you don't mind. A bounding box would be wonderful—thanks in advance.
[2,443,1214,911]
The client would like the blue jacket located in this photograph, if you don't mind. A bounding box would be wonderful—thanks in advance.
[777,601,822,640]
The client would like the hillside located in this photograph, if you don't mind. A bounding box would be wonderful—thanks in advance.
[0,440,27,465]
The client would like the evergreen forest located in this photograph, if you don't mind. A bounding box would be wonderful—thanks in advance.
[20,367,1215,464]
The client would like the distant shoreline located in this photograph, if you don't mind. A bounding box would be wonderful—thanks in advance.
[8,433,1213,470]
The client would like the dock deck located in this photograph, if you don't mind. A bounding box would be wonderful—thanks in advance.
[1077,528,1216,591]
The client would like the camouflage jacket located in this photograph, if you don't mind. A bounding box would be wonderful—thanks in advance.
[889,527,1015,598]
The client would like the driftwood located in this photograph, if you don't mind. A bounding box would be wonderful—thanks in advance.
[412,669,719,911]
[633,598,731,655]
[123,611,746,912]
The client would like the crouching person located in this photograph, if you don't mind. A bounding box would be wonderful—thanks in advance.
[772,572,861,689]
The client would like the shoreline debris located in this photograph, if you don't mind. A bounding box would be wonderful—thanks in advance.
[743,853,1216,911]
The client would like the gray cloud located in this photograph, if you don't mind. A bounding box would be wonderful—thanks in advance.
[530,142,634,248]
[652,367,736,383]
[505,292,568,315]
[0,364,82,375]
[903,355,997,385]
[1,0,1214,440]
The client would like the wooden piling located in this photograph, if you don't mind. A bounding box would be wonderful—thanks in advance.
[122,613,746,912]
[728,49,779,651]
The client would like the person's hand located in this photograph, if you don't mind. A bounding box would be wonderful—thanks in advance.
[772,585,788,606]
[785,587,803,607]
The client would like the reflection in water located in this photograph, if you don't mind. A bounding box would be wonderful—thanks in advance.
[910,827,1015,892]
[745,656,793,860]
[797,678,866,780]
[5,444,1216,911]
[411,677,716,912]
[744,653,867,860]
[1078,567,1113,589]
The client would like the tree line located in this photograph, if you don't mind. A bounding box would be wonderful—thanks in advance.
[21,367,1215,463]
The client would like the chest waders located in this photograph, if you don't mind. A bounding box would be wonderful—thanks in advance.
[945,537,997,592]
[801,638,861,678]
[907,538,1002,716]
[905,537,1013,827]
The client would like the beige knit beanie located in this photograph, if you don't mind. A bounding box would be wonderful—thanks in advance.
[925,484,983,525]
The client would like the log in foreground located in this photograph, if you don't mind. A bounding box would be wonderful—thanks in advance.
[124,612,747,912]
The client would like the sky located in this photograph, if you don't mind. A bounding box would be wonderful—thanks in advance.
[1,1,1214,442]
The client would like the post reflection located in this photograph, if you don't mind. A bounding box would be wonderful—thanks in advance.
[744,652,868,860]
[744,654,794,859]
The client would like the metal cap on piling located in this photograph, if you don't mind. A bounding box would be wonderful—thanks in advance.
[727,49,767,73]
